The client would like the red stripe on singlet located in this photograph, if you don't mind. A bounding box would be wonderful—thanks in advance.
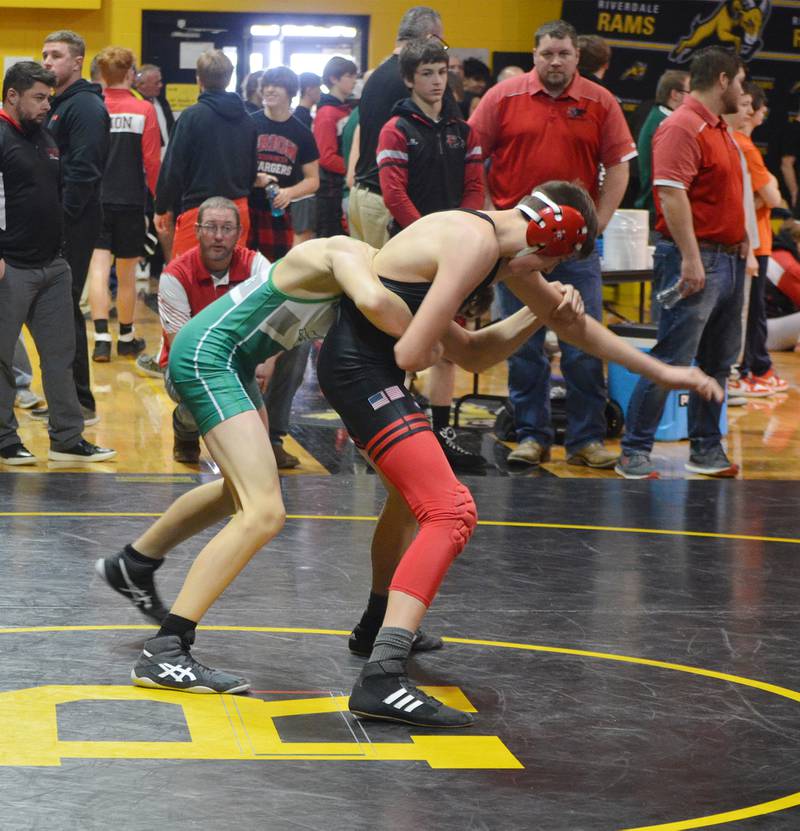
[365,413,430,459]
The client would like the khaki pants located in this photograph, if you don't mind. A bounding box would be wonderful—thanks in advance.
[348,185,390,249]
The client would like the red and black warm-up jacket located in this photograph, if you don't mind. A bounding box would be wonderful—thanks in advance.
[312,93,352,177]
[377,98,483,232]
[0,111,63,268]
[101,88,161,208]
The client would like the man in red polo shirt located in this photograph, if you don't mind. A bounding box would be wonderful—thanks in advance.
[616,46,747,479]
[470,19,636,470]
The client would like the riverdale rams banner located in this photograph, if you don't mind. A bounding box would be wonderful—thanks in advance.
[561,0,800,164]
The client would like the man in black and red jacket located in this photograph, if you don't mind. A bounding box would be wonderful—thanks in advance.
[0,61,115,466]
[350,6,446,248]
[376,38,485,473]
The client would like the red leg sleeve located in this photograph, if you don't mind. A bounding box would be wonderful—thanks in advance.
[372,428,477,607]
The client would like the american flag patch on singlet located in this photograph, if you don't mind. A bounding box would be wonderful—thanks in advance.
[367,385,406,410]
[368,390,390,410]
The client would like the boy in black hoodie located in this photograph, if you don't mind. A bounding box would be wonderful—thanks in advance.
[154,49,258,258]
[43,29,110,421]
[312,56,357,238]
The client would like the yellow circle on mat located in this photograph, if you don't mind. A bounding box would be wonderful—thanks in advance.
[1,625,797,829]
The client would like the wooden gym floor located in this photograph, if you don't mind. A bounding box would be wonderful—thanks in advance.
[1,281,800,830]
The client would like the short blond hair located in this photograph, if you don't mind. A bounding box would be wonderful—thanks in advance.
[196,50,233,91]
[97,46,135,86]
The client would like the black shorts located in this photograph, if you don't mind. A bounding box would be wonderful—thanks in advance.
[95,206,146,258]
[317,295,429,458]
[290,196,317,234]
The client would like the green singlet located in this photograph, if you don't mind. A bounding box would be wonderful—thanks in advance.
[168,260,340,435]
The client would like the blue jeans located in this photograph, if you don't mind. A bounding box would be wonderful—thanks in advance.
[496,252,607,453]
[621,241,744,455]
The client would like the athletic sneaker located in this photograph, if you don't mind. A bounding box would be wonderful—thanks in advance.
[752,368,789,393]
[92,339,111,363]
[436,426,486,472]
[131,634,250,694]
[173,436,201,464]
[615,452,659,479]
[14,388,42,409]
[118,336,147,358]
[28,405,49,421]
[48,439,116,463]
[0,442,37,466]
[348,624,444,657]
[95,548,169,623]
[349,659,473,727]
[685,446,739,478]
[727,375,771,397]
[135,353,164,378]
[272,442,300,469]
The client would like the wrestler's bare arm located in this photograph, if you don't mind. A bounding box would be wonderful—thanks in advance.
[440,283,584,373]
[392,225,499,372]
[503,269,723,400]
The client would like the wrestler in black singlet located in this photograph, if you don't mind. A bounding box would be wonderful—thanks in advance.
[317,210,501,460]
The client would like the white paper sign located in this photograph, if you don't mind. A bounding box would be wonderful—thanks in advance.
[179,42,215,70]
[4,56,34,74]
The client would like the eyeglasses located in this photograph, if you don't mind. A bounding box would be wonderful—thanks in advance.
[196,223,239,237]
[426,32,449,50]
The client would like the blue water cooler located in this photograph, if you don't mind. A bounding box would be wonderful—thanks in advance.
[607,324,727,441]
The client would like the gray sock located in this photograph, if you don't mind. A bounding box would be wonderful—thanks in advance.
[367,626,414,664]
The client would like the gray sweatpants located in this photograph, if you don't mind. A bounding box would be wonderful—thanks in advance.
[13,336,33,389]
[0,258,84,451]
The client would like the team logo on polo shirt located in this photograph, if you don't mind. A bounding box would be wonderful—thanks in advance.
[446,134,465,150]
[567,107,587,119]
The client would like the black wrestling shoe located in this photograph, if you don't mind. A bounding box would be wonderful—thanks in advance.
[348,624,444,657]
[95,548,169,623]
[349,659,473,727]
[132,635,250,694]
[437,426,486,473]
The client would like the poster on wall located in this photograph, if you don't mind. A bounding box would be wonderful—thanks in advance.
[561,0,800,163]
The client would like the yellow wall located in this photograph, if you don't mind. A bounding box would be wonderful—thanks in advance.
[1,0,561,73]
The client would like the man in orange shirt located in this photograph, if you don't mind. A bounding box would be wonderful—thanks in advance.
[727,81,787,395]
[617,47,747,479]
[470,19,636,470]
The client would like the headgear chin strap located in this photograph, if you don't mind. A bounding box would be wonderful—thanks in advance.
[516,190,588,257]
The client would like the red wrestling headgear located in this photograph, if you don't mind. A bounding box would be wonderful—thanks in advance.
[516,191,588,257]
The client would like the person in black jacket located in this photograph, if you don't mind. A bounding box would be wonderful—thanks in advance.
[349,6,446,248]
[42,29,110,422]
[154,49,258,258]
[0,61,115,466]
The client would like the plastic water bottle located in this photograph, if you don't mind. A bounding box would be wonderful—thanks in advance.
[655,283,683,310]
[265,183,284,218]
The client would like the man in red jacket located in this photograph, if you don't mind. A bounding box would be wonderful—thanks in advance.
[312,56,357,237]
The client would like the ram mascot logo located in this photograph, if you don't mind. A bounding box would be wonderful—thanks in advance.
[621,61,648,81]
[670,0,771,63]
